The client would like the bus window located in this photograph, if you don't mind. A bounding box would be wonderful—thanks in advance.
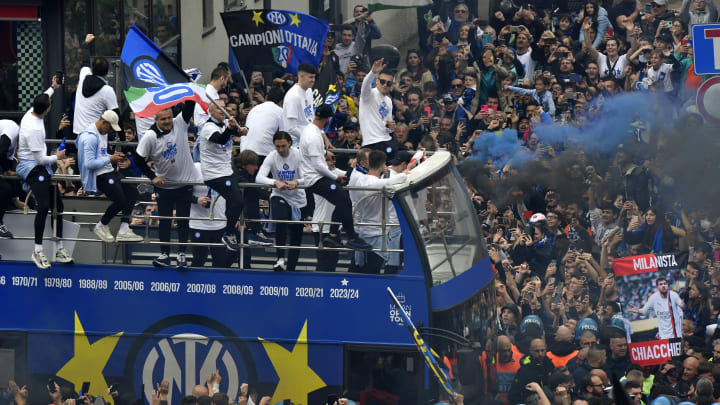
[400,169,485,286]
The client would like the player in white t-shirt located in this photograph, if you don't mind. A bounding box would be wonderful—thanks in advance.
[0,119,20,239]
[283,63,317,146]
[198,100,249,252]
[15,77,74,268]
[256,131,306,271]
[300,104,371,252]
[77,111,143,244]
[360,58,397,159]
[242,87,285,159]
[73,34,119,136]
[189,162,229,268]
[135,101,199,269]
[309,151,345,272]
[350,150,408,273]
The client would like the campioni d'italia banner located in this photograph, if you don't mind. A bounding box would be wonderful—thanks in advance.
[221,10,330,75]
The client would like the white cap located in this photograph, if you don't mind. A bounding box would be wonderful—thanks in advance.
[101,110,121,131]
[529,213,547,223]
[653,0,667,6]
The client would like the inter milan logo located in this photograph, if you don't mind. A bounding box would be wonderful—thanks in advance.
[283,163,290,170]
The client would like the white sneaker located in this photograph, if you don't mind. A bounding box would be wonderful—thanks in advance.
[116,229,144,242]
[32,250,50,269]
[273,258,287,272]
[94,224,115,242]
[55,248,74,264]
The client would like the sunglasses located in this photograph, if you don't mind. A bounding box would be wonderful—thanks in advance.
[378,79,393,86]
[451,84,463,88]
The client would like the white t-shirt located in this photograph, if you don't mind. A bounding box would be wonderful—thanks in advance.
[283,84,314,146]
[198,118,233,181]
[0,120,20,161]
[647,63,675,92]
[81,123,114,176]
[299,124,329,187]
[193,85,219,128]
[597,53,629,79]
[73,67,119,134]
[137,114,198,188]
[516,50,536,82]
[256,148,306,208]
[18,109,49,162]
[190,162,226,231]
[350,171,407,236]
[334,42,357,74]
[312,167,346,233]
[637,290,683,339]
[360,71,393,146]
[243,101,284,156]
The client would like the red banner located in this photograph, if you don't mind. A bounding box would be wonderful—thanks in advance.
[612,252,688,277]
[628,339,682,366]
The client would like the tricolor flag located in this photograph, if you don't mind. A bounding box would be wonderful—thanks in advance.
[368,0,432,12]
[121,25,209,118]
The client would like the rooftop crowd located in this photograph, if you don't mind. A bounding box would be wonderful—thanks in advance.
[2,0,720,403]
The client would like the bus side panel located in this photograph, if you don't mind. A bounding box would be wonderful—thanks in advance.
[0,262,429,404]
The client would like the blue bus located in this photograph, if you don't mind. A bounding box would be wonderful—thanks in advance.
[0,151,496,405]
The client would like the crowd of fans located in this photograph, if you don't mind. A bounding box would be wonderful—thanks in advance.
[2,0,720,403]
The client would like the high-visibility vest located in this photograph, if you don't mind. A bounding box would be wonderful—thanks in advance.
[547,350,578,367]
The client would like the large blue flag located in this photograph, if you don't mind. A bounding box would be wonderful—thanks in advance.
[121,25,209,118]
[221,10,330,75]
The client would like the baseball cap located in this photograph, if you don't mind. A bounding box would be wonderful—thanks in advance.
[101,110,122,131]
[343,121,358,131]
[442,93,457,103]
[656,31,673,43]
[652,0,667,5]
[389,150,413,166]
[315,104,334,119]
[501,303,520,320]
[529,213,546,223]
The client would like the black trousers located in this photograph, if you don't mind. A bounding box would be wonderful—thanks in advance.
[96,172,138,225]
[364,139,397,161]
[307,177,356,237]
[0,178,13,222]
[190,228,228,268]
[26,166,63,244]
[156,185,192,254]
[270,197,303,271]
[205,174,244,235]
[313,232,339,272]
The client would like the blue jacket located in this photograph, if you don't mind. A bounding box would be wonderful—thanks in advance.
[77,124,111,193]
[508,86,556,117]
[580,7,613,48]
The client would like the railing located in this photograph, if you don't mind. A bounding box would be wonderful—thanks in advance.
[0,172,404,267]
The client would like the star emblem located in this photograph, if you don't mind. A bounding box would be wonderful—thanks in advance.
[252,10,265,26]
[259,320,326,404]
[289,13,301,27]
[341,278,349,286]
[56,312,123,400]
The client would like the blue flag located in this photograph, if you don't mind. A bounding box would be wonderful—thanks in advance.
[221,10,330,74]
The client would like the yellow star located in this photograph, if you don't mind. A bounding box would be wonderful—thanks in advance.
[56,312,123,401]
[259,320,325,404]
[289,13,301,27]
[252,10,265,26]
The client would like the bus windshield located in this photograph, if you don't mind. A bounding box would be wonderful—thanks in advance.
[397,158,485,286]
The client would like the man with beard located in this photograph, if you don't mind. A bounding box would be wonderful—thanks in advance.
[629,277,683,339]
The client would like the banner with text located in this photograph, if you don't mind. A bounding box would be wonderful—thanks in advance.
[613,251,688,365]
[221,10,330,75]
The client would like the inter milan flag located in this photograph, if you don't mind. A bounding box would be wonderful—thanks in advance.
[121,25,209,118]
[221,10,330,75]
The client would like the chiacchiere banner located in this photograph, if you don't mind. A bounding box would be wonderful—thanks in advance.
[613,251,688,366]
[221,10,330,75]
